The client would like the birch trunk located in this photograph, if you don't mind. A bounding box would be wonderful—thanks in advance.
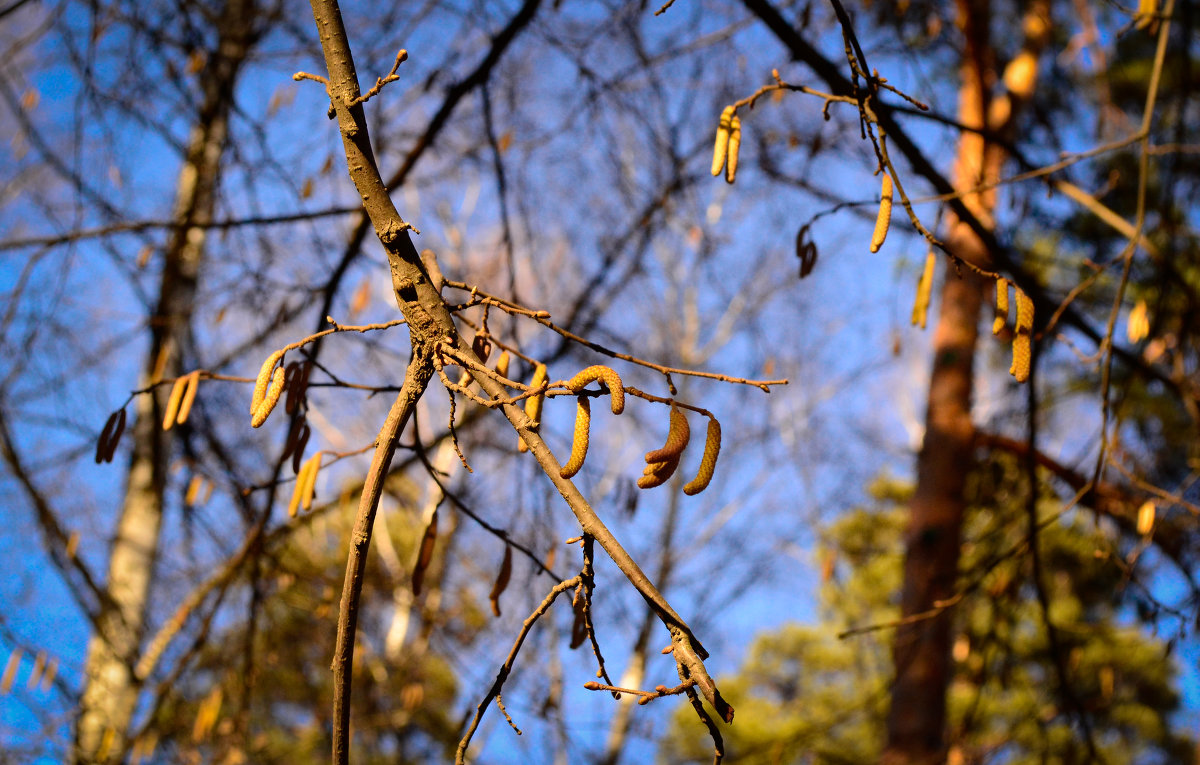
[74,2,256,760]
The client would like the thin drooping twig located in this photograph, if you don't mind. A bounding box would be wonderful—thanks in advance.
[456,575,581,764]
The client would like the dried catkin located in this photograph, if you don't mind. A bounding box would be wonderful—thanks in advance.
[96,409,122,464]
[560,397,591,479]
[412,509,438,596]
[566,365,625,414]
[104,409,126,463]
[683,418,722,496]
[711,105,735,177]
[251,367,286,427]
[911,251,936,329]
[176,372,200,425]
[645,406,690,464]
[162,376,187,431]
[994,278,1010,335]
[870,173,893,253]
[291,422,311,475]
[489,546,513,617]
[725,115,742,184]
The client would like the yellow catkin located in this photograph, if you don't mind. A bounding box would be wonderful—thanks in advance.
[645,406,690,464]
[494,351,510,379]
[0,648,21,694]
[711,105,735,177]
[185,475,204,507]
[565,365,625,414]
[65,531,79,560]
[1127,299,1150,343]
[1015,288,1034,332]
[993,277,1010,335]
[192,686,223,743]
[251,367,286,428]
[560,397,591,479]
[1136,0,1158,29]
[637,454,680,489]
[39,657,57,691]
[27,650,45,690]
[870,173,893,253]
[683,418,722,496]
[251,351,283,414]
[911,251,936,329]
[519,363,548,453]
[176,371,200,425]
[162,376,187,430]
[1136,500,1155,535]
[725,115,741,184]
[96,728,115,762]
[1010,332,1031,383]
[287,457,315,518]
[1009,288,1034,383]
[300,452,322,512]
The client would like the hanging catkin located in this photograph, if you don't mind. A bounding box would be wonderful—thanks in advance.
[711,106,735,177]
[560,397,591,479]
[911,251,936,329]
[994,278,1010,335]
[565,365,624,414]
[683,418,722,496]
[870,173,893,253]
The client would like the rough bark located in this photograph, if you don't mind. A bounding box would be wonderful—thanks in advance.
[883,1,1049,762]
[73,2,257,760]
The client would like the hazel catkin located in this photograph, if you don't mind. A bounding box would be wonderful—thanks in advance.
[994,278,1010,335]
[251,367,286,428]
[711,106,735,177]
[1009,288,1034,383]
[251,351,283,415]
[683,418,721,496]
[565,365,624,414]
[911,251,935,329]
[518,362,548,453]
[637,454,681,489]
[644,405,690,464]
[162,376,187,431]
[870,173,893,253]
[560,397,591,479]
[725,115,742,184]
[176,371,200,425]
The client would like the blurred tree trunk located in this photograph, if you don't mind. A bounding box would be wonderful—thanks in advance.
[73,1,257,760]
[884,1,1048,762]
